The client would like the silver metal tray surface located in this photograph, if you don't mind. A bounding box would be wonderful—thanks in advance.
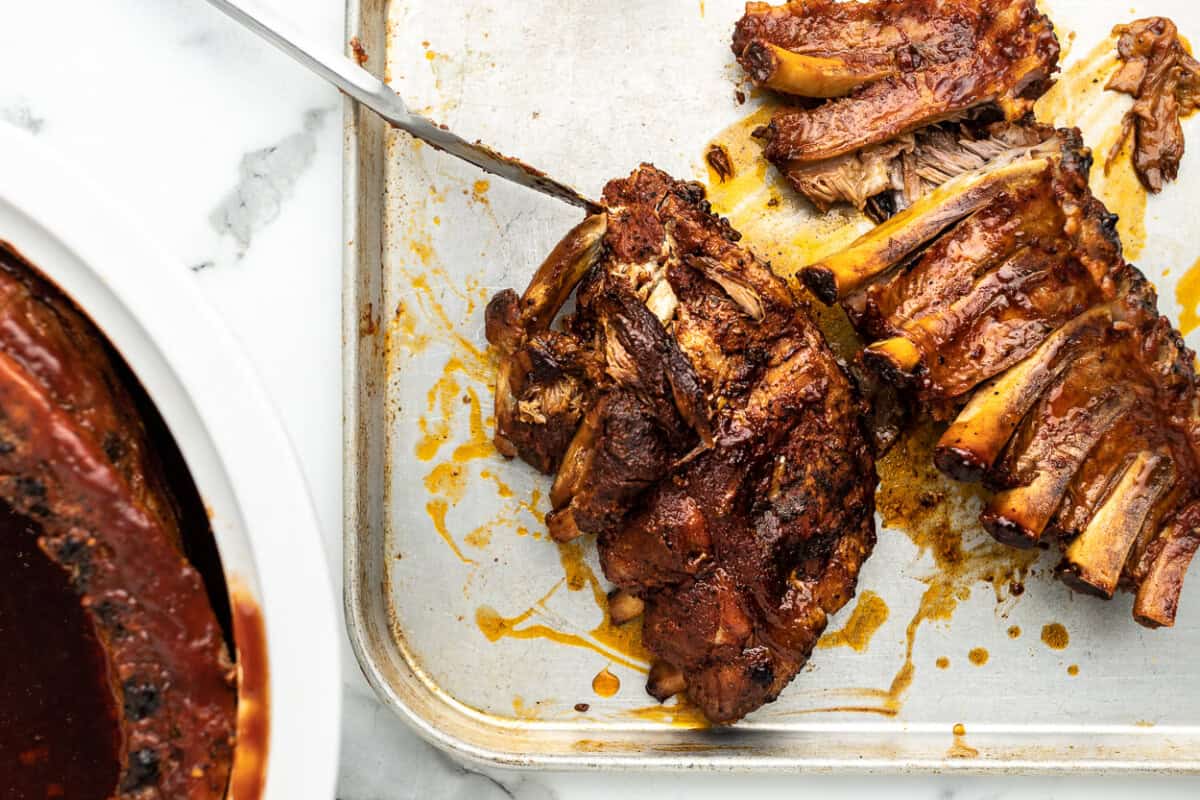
[344,0,1200,772]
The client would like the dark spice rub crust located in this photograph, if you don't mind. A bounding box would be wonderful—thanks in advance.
[488,166,877,723]
[0,242,236,799]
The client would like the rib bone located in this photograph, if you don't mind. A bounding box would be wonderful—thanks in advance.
[518,214,608,331]
[934,306,1112,481]
[1133,502,1200,627]
[981,385,1134,548]
[607,588,646,625]
[799,156,1051,303]
[646,660,687,702]
[1061,452,1174,598]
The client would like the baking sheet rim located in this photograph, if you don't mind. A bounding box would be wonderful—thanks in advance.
[339,0,1200,774]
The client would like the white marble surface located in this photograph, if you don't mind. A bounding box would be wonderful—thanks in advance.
[2,1,1199,798]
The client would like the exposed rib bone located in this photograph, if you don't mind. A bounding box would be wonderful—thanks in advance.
[550,403,601,512]
[546,507,583,543]
[858,184,1051,335]
[486,215,607,466]
[981,386,1134,548]
[741,39,893,97]
[1062,452,1174,598]
[799,156,1051,303]
[934,307,1112,481]
[519,214,608,331]
[1133,502,1200,627]
[860,336,922,383]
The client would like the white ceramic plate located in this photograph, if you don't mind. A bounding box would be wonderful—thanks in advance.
[0,122,341,799]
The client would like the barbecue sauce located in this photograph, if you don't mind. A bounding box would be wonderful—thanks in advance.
[229,588,271,800]
[817,590,889,652]
[1041,623,1070,650]
[1176,255,1200,336]
[0,502,120,800]
[591,668,620,698]
[0,242,237,798]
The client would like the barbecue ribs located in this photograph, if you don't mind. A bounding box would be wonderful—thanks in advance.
[487,166,877,723]
[797,129,1200,627]
[732,0,1061,216]
[0,243,236,798]
[1105,16,1200,193]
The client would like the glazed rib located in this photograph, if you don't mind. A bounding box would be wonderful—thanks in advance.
[733,0,1061,213]
[796,125,1200,626]
[487,167,877,723]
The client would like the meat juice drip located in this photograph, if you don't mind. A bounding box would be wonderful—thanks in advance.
[948,723,979,759]
[592,668,620,698]
[475,598,645,674]
[557,542,650,669]
[838,421,1040,715]
[382,210,516,570]
[0,502,119,800]
[473,557,650,682]
[817,590,890,652]
[624,699,711,729]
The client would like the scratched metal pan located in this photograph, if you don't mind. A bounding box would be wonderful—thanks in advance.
[344,0,1200,772]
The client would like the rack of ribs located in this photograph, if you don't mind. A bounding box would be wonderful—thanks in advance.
[486,166,877,723]
[795,128,1200,628]
[732,0,1062,218]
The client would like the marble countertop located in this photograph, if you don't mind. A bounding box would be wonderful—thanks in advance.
[2,1,1198,798]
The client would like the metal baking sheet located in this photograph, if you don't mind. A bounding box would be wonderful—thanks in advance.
[344,0,1200,771]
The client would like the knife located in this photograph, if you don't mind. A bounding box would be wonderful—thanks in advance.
[204,0,603,213]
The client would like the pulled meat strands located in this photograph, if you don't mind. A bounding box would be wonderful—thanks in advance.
[0,244,236,798]
[486,167,877,723]
[732,0,1060,212]
[487,214,607,473]
[1106,17,1200,193]
[797,130,1200,627]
